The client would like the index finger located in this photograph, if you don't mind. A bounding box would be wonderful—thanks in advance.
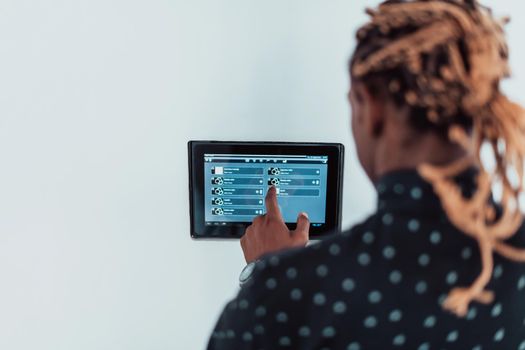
[265,186,282,219]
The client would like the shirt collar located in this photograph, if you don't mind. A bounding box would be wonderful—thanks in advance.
[374,167,479,215]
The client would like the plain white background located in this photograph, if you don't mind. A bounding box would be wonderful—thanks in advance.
[0,1,523,349]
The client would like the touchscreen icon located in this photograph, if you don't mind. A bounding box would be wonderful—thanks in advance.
[268,178,280,186]
[212,208,224,215]
[212,187,224,195]
[212,167,224,175]
[212,177,224,185]
[268,167,280,175]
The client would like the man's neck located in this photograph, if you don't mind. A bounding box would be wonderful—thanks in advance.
[372,133,468,182]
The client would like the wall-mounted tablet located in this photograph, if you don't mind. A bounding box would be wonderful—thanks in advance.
[188,141,344,239]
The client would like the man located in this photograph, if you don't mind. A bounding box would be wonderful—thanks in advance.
[208,0,525,348]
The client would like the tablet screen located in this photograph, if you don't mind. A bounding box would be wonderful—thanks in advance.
[204,154,328,226]
[188,141,344,239]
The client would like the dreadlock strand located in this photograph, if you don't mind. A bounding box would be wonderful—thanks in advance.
[352,20,459,77]
[377,1,477,32]
[494,240,525,261]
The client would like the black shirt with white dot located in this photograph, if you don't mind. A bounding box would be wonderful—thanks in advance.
[207,169,525,349]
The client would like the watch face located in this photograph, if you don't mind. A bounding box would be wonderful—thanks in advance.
[239,262,257,285]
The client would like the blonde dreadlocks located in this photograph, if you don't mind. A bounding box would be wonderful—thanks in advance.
[351,0,525,317]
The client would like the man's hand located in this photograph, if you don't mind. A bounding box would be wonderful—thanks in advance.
[240,186,310,263]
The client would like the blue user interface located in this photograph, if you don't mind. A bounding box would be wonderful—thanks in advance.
[204,154,328,226]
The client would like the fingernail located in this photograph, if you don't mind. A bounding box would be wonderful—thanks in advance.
[300,212,309,219]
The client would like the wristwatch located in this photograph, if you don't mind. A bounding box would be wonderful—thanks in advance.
[239,260,258,287]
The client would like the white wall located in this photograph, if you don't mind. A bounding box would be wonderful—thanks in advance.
[0,1,523,349]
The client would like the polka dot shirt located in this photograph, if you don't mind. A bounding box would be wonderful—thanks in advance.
[207,169,525,349]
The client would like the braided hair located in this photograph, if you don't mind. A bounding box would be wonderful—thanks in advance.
[350,0,525,317]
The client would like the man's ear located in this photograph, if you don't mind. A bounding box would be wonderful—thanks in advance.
[360,84,385,138]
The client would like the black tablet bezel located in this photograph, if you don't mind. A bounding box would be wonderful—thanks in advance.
[188,141,344,239]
